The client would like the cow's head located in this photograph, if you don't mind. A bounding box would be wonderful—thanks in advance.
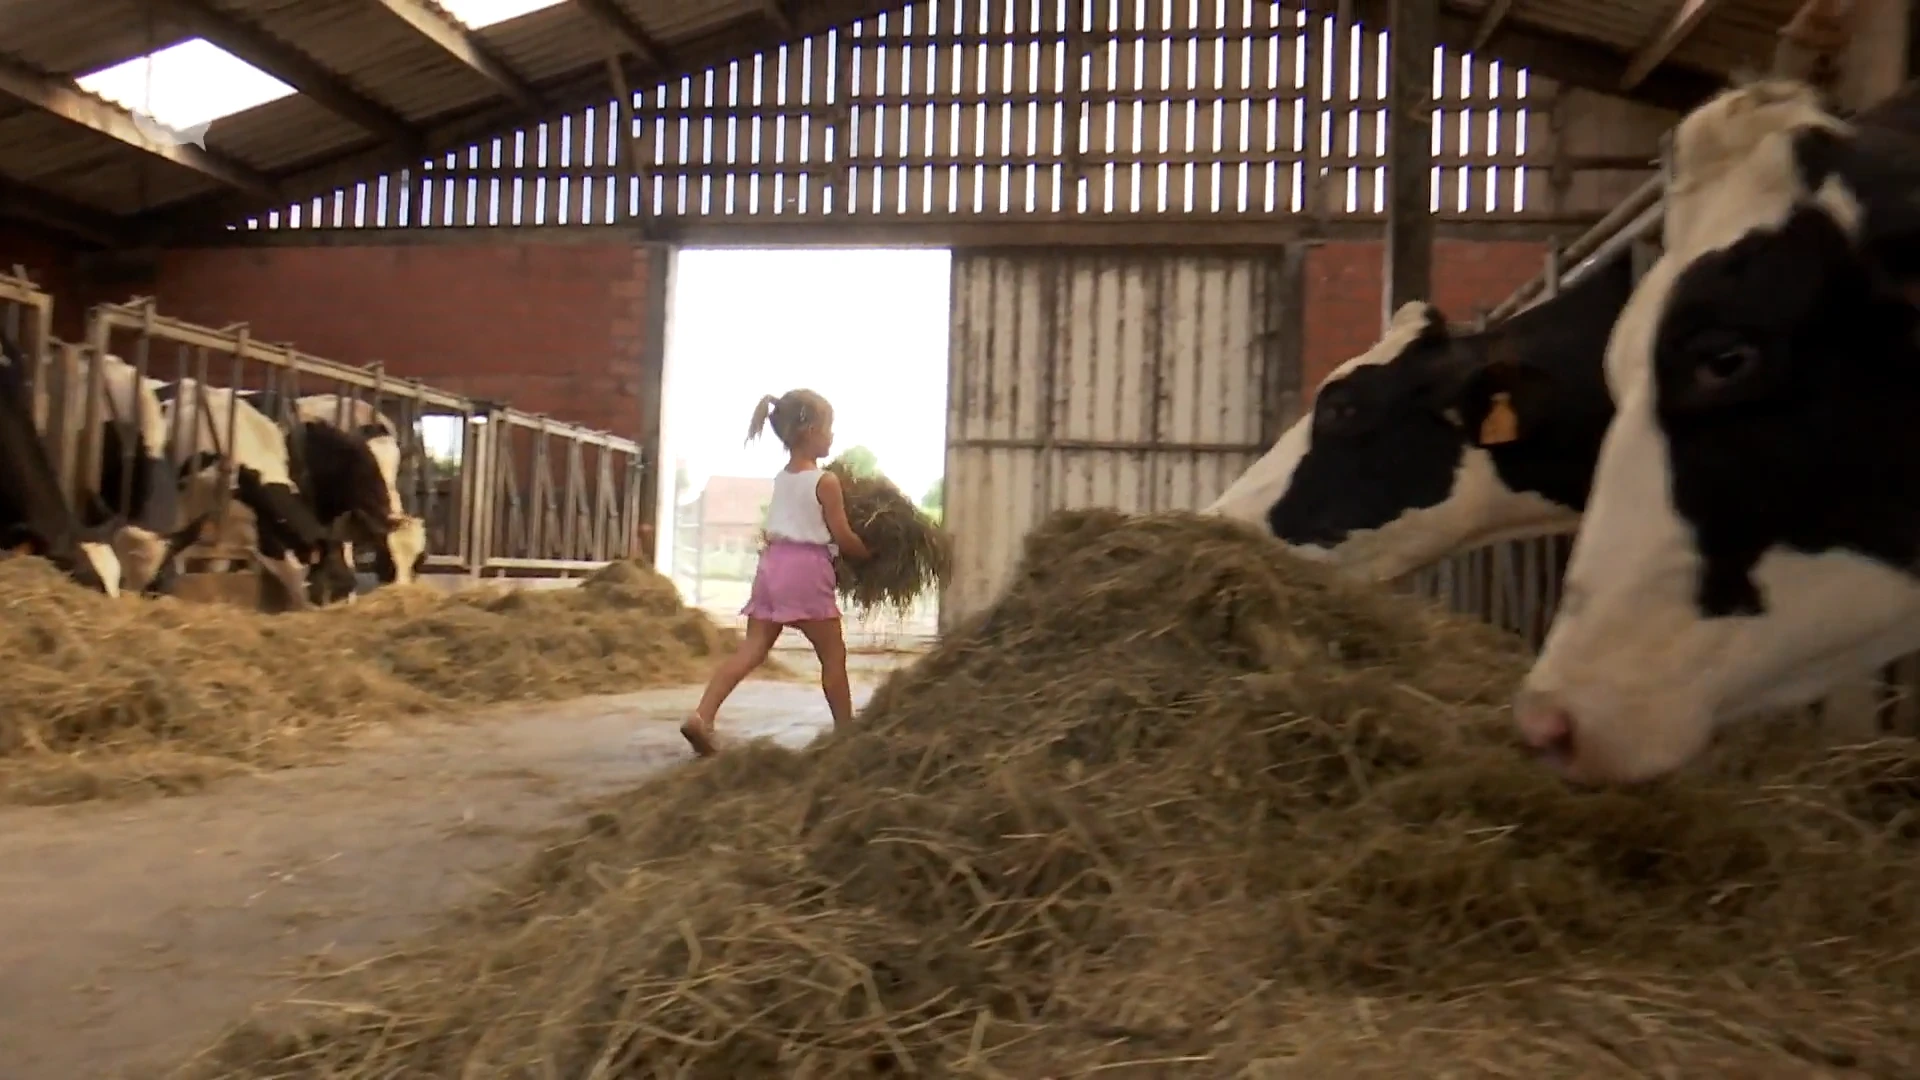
[1516,84,1920,785]
[372,514,428,585]
[1205,293,1613,582]
[1,524,122,597]
[232,466,358,608]
[114,515,213,596]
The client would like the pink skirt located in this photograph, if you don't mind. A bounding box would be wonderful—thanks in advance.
[742,540,841,623]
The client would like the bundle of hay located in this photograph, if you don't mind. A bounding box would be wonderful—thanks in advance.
[824,458,951,616]
[0,557,769,804]
[193,511,1920,1077]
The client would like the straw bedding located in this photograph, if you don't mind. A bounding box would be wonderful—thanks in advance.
[827,459,952,616]
[194,510,1920,1077]
[0,557,767,805]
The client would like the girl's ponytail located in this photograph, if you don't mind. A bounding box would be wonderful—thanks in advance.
[746,394,780,444]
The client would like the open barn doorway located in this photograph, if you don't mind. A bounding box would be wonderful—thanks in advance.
[657,248,952,652]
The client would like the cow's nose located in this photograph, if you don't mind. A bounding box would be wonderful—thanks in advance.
[1514,689,1578,769]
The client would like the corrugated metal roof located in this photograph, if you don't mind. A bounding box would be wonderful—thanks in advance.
[0,0,1845,237]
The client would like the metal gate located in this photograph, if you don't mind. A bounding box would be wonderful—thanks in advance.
[940,248,1300,627]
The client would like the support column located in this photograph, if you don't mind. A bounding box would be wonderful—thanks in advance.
[635,242,675,568]
[1383,0,1437,331]
[1833,0,1909,111]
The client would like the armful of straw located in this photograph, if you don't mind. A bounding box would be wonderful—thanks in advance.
[822,460,954,616]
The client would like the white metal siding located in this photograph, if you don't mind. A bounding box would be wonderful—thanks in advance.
[942,249,1292,626]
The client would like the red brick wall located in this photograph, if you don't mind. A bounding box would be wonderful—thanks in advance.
[145,243,657,439]
[0,221,92,340]
[1301,239,1547,398]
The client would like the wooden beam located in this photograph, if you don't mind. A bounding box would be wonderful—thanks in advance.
[604,54,656,237]
[760,0,797,33]
[1326,0,1721,111]
[136,0,902,242]
[1469,0,1516,51]
[1384,0,1438,329]
[1832,0,1908,111]
[1621,0,1727,91]
[571,0,670,65]
[0,54,277,197]
[365,0,542,108]
[150,0,422,150]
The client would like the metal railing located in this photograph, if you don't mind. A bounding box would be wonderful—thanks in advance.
[0,271,649,580]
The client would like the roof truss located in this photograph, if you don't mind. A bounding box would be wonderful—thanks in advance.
[0,0,1733,245]
[150,0,424,151]
[365,0,544,109]
[0,52,279,197]
[136,0,901,243]
[1622,0,1729,91]
[571,0,672,65]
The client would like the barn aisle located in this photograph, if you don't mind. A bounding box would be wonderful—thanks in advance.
[0,664,891,1080]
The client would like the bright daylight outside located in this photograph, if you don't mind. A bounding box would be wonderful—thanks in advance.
[658,248,952,647]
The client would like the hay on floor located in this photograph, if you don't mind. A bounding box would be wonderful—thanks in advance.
[826,459,951,616]
[192,510,1920,1077]
[0,557,767,804]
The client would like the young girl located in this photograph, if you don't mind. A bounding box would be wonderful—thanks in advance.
[681,389,871,757]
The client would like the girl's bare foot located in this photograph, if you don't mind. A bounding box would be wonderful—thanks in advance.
[679,713,719,757]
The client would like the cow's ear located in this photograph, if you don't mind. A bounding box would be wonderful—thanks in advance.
[1443,358,1556,448]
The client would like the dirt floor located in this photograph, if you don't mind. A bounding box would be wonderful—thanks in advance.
[0,648,910,1080]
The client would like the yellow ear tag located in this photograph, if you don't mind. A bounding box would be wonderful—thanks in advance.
[1478,392,1519,446]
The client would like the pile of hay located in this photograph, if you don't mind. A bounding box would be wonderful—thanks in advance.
[826,459,951,615]
[194,511,1920,1077]
[0,557,765,804]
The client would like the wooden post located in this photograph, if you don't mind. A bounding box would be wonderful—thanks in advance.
[605,55,656,237]
[1833,0,1908,111]
[1382,0,1437,331]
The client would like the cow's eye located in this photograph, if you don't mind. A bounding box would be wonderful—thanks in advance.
[1693,343,1762,391]
[1315,393,1363,434]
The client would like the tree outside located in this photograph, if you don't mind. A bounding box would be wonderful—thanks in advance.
[834,444,882,478]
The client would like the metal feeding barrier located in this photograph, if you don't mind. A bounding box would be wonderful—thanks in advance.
[0,271,648,581]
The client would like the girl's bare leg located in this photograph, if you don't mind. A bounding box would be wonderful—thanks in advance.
[683,617,783,756]
[795,618,854,730]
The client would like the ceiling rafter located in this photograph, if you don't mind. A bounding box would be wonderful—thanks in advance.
[0,53,278,197]
[150,0,423,151]
[1327,0,1721,110]
[365,0,544,109]
[1469,0,1516,50]
[760,0,797,33]
[571,0,672,65]
[1621,0,1729,90]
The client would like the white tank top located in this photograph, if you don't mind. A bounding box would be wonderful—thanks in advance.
[764,467,836,550]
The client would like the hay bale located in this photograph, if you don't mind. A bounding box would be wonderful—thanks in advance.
[194,511,1920,1077]
[826,459,951,616]
[0,557,766,804]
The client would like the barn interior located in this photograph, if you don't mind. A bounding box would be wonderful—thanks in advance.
[1,0,1917,1075]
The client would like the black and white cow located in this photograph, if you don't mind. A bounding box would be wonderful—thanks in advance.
[159,379,360,608]
[245,391,427,586]
[46,353,195,594]
[0,333,123,592]
[1514,79,1920,785]
[1203,79,1920,585]
[1204,245,1635,582]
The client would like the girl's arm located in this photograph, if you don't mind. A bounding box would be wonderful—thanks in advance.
[815,471,873,559]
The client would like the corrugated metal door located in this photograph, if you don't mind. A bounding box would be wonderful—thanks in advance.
[941,248,1299,627]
